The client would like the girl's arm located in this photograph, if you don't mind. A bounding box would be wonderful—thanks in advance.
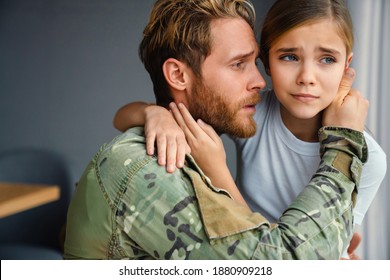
[113,101,150,132]
[169,102,249,209]
[113,102,190,173]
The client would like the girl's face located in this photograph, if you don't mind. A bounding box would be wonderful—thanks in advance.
[268,19,352,122]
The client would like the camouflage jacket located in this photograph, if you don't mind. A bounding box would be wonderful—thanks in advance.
[64,126,367,259]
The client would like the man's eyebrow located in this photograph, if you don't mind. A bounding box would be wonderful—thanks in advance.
[228,50,258,62]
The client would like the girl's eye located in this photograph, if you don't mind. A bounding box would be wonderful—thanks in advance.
[280,54,297,62]
[321,57,336,64]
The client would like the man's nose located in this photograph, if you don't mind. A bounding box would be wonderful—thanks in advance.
[249,68,266,91]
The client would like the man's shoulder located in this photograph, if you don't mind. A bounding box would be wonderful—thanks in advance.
[118,126,146,145]
[102,126,147,160]
[95,126,156,184]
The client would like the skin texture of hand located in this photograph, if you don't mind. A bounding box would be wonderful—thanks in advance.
[322,68,369,131]
[113,101,149,132]
[144,105,190,173]
[169,102,227,170]
[170,102,249,208]
[113,101,190,173]
[341,232,362,260]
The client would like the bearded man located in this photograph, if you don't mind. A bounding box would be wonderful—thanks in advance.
[64,0,368,260]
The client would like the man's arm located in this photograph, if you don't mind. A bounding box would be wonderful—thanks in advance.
[122,68,368,259]
[269,127,366,259]
[67,126,366,259]
[118,126,366,259]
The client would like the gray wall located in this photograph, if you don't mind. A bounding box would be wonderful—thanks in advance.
[0,0,274,183]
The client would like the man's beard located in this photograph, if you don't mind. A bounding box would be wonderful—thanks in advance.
[187,79,259,138]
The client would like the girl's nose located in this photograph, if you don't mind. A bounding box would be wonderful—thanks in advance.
[296,62,316,86]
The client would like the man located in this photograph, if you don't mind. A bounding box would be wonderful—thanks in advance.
[64,0,368,259]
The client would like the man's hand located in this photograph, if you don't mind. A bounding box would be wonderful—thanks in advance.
[322,68,369,132]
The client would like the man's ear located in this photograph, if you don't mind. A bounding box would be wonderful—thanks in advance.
[345,52,353,69]
[162,58,191,91]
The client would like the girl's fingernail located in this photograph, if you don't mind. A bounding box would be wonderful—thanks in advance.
[167,164,175,172]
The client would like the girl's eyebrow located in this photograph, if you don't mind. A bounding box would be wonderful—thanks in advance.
[274,47,342,56]
[274,47,297,53]
[318,47,342,56]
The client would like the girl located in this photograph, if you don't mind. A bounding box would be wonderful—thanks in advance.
[114,0,386,258]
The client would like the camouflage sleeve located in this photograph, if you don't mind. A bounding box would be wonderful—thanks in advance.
[120,127,367,259]
[252,127,368,259]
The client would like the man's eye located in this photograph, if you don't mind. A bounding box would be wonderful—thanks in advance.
[232,61,245,69]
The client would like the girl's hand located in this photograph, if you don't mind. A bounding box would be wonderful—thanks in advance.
[323,68,368,132]
[170,102,248,208]
[169,102,226,176]
[144,105,190,173]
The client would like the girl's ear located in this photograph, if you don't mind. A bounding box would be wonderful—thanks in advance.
[162,58,190,91]
[345,52,353,69]
[265,67,271,76]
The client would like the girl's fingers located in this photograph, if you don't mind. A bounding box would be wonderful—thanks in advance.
[165,137,177,173]
[177,103,205,139]
[170,103,194,140]
[145,132,156,156]
[197,119,221,144]
[176,141,190,168]
[156,136,167,166]
[335,67,355,105]
[172,103,220,145]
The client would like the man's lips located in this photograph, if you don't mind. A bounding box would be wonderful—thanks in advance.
[240,93,261,113]
[243,104,256,113]
[244,103,257,108]
[243,96,260,111]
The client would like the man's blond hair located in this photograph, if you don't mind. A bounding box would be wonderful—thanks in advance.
[139,0,256,106]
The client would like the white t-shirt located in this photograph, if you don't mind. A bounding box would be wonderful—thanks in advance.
[233,90,387,225]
